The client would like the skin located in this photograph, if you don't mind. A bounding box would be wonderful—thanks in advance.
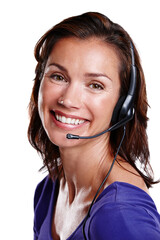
[38,37,148,240]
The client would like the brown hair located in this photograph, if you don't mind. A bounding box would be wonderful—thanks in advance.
[28,12,158,188]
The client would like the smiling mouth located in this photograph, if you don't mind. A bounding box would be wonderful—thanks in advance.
[50,111,87,125]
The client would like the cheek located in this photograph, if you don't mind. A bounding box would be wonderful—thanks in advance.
[90,93,119,125]
[38,83,45,122]
[38,81,52,125]
[38,81,62,131]
[38,81,54,111]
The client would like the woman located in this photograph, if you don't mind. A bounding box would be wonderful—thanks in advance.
[28,12,160,240]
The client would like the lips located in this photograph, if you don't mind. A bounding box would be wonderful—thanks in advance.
[55,114,85,125]
[50,110,88,126]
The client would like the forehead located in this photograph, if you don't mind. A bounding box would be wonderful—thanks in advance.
[46,37,120,80]
[48,37,119,62]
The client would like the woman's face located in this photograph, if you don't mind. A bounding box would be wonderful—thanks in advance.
[38,37,121,148]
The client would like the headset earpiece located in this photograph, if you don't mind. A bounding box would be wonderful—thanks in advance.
[111,96,126,124]
[111,41,137,127]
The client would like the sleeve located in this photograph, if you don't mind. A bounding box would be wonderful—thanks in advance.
[33,176,53,240]
[88,203,160,240]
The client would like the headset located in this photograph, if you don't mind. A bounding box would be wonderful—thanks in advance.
[66,41,137,140]
[111,42,137,122]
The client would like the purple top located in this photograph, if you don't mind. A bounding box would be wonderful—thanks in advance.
[34,176,160,239]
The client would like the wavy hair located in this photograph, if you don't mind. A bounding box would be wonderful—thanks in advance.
[28,12,158,188]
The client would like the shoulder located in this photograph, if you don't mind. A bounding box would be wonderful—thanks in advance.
[33,175,55,238]
[88,203,160,240]
[87,182,160,240]
[34,175,53,210]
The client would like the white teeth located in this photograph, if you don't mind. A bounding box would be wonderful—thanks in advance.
[71,119,75,124]
[61,116,66,123]
[79,120,84,124]
[75,119,79,125]
[55,114,85,125]
[66,118,72,124]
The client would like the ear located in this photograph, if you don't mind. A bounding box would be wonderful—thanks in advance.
[111,96,126,124]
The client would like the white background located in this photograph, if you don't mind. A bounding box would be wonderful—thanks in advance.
[0,0,159,239]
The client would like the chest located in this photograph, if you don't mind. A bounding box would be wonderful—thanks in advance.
[51,198,87,240]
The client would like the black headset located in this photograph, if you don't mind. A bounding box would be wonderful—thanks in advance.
[111,41,137,126]
[66,41,137,140]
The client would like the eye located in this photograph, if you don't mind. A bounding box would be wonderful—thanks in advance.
[50,74,65,82]
[89,83,104,90]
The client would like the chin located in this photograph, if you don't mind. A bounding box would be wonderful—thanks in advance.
[46,131,80,148]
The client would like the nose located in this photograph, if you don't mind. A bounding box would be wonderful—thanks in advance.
[58,82,83,109]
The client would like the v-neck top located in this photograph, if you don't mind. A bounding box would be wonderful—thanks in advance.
[33,176,160,240]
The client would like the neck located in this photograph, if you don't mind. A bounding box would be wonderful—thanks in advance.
[59,134,113,203]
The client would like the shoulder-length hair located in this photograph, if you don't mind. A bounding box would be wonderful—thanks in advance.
[28,12,157,188]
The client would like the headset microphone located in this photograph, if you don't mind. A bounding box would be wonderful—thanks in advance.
[66,108,134,139]
[66,42,137,140]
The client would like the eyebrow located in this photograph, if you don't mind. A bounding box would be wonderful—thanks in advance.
[84,73,112,81]
[47,62,112,81]
[48,63,68,73]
